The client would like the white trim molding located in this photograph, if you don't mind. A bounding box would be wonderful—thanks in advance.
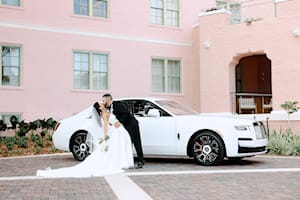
[0,22,192,47]
[274,0,288,3]
[199,8,231,17]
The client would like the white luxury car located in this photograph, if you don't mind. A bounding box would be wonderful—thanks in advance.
[53,98,268,166]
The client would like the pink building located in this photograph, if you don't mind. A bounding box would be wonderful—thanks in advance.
[0,0,299,131]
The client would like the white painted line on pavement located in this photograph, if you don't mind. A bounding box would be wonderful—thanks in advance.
[0,176,42,181]
[0,168,300,181]
[126,168,300,176]
[257,155,300,159]
[105,174,153,200]
[1,154,297,160]
[0,153,72,160]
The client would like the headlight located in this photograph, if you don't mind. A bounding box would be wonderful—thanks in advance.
[234,125,249,131]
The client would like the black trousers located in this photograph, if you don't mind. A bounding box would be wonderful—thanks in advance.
[124,119,144,162]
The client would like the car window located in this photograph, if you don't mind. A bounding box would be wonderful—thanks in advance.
[156,100,198,115]
[121,100,171,117]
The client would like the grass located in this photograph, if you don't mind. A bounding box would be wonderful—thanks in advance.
[267,128,300,156]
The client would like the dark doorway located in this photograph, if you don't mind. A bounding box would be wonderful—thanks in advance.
[235,55,272,114]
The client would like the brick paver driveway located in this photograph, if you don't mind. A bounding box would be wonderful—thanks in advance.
[0,154,299,200]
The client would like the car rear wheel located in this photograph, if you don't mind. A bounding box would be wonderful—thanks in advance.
[192,131,225,166]
[70,132,90,161]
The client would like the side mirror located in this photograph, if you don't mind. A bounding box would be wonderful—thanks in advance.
[147,109,160,117]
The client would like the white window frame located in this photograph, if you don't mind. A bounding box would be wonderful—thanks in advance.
[151,57,181,94]
[73,0,109,18]
[216,0,241,24]
[0,112,22,127]
[0,0,21,7]
[151,0,180,27]
[0,44,22,87]
[73,51,109,91]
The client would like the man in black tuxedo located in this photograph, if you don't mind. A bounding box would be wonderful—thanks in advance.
[101,93,145,169]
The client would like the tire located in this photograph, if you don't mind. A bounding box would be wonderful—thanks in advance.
[70,132,90,161]
[191,131,225,166]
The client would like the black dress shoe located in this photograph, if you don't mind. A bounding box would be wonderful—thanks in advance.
[135,161,145,169]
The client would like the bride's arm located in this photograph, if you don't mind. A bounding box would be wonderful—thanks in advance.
[99,103,109,140]
[101,112,109,139]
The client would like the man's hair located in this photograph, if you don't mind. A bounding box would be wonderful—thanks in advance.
[102,93,112,100]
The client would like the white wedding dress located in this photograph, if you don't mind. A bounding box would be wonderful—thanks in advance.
[36,114,134,178]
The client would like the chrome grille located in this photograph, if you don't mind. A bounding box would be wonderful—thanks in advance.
[253,122,267,139]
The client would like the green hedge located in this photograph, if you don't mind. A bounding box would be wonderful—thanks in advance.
[267,129,300,156]
[0,116,57,137]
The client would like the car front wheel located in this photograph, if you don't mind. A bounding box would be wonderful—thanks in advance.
[192,131,225,166]
[70,132,90,161]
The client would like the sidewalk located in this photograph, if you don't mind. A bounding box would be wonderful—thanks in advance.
[0,154,299,200]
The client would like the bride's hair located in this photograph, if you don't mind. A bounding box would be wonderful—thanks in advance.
[92,102,103,127]
[93,102,102,115]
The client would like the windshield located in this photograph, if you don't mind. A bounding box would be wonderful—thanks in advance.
[155,100,198,116]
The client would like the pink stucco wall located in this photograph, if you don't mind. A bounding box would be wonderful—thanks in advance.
[0,0,214,120]
[0,0,299,125]
[195,0,300,116]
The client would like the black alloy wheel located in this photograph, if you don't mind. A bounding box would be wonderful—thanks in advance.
[192,131,225,166]
[70,132,90,161]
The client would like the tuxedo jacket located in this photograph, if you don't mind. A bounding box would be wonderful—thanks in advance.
[112,101,135,127]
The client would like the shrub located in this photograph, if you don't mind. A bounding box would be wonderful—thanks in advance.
[46,118,57,130]
[40,130,47,137]
[47,133,52,141]
[267,129,300,156]
[4,136,17,150]
[11,149,22,155]
[9,115,19,129]
[0,136,3,145]
[16,136,28,148]
[17,121,31,137]
[280,101,300,129]
[0,120,7,131]
[30,133,43,147]
[50,147,58,153]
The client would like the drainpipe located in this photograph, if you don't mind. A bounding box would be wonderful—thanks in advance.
[274,0,287,17]
[274,1,277,18]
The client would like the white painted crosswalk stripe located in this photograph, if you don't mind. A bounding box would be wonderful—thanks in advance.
[0,167,299,200]
[0,167,299,181]
[105,174,153,200]
[125,168,300,176]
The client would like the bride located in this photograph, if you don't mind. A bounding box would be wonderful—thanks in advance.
[36,102,134,178]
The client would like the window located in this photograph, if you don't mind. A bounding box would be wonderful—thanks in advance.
[73,52,108,90]
[122,100,171,117]
[151,0,179,27]
[74,0,108,18]
[216,0,241,24]
[1,0,20,6]
[0,45,21,87]
[93,0,108,18]
[0,113,22,127]
[152,58,181,94]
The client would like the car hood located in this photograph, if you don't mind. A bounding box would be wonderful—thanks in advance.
[176,113,257,126]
